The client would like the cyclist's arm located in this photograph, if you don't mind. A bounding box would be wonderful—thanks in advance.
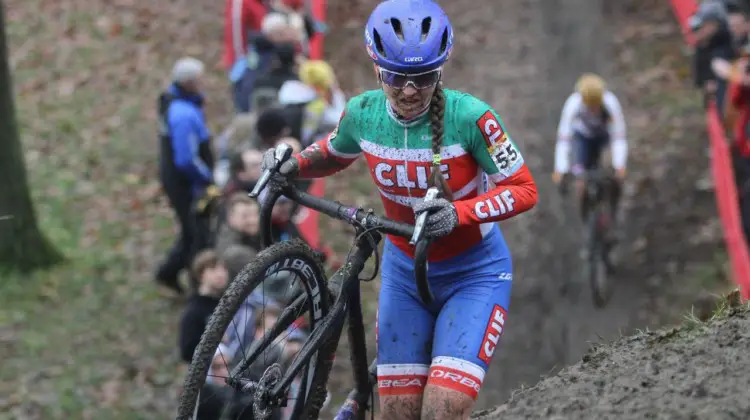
[294,100,361,178]
[604,91,627,171]
[554,93,580,174]
[453,100,538,225]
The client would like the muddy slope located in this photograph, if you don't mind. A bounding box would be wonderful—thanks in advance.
[474,304,750,419]
[325,0,724,407]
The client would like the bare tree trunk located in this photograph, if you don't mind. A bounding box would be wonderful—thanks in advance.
[0,0,63,271]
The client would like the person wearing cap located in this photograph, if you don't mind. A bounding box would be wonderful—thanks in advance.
[278,60,346,148]
[155,57,215,295]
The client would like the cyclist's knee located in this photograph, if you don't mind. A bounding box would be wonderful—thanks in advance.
[421,384,474,420]
[379,395,422,420]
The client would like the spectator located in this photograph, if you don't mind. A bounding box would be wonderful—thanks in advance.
[221,244,257,283]
[178,250,229,363]
[255,107,294,150]
[267,0,324,57]
[156,57,215,295]
[728,42,750,241]
[215,113,257,162]
[224,0,268,111]
[727,1,749,48]
[220,304,285,419]
[691,1,736,115]
[250,43,300,114]
[278,60,346,148]
[215,193,262,256]
[223,148,264,197]
[223,0,267,71]
[195,354,235,420]
[232,12,303,113]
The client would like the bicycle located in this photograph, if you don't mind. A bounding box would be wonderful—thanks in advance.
[560,168,616,308]
[177,144,438,420]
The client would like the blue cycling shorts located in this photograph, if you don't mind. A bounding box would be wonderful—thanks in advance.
[376,226,512,400]
[573,131,609,173]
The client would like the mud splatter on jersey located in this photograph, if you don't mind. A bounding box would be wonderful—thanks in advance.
[296,89,537,261]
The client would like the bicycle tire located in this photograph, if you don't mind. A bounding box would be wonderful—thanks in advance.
[585,209,611,308]
[176,239,335,420]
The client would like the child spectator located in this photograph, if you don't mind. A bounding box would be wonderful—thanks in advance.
[223,148,264,197]
[215,193,262,256]
[221,244,258,283]
[178,250,229,363]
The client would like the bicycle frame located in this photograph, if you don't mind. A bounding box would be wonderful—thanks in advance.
[239,145,436,414]
[236,188,421,412]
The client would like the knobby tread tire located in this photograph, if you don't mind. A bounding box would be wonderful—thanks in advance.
[176,239,335,420]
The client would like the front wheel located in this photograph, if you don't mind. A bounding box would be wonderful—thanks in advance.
[585,209,612,308]
[176,239,333,420]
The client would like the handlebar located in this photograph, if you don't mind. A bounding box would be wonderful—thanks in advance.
[249,144,436,305]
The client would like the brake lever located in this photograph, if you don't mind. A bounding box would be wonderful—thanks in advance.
[409,187,440,245]
[249,144,294,198]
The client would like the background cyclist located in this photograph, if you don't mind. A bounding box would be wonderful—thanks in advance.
[553,73,628,241]
[261,1,538,418]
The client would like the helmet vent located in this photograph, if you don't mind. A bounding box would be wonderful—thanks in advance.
[390,18,405,41]
[421,17,432,41]
[439,28,449,54]
[373,29,387,57]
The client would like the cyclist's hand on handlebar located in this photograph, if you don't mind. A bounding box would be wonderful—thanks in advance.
[260,147,299,190]
[411,198,458,238]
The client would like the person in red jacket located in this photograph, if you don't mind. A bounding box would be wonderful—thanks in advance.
[729,46,750,159]
[222,0,267,71]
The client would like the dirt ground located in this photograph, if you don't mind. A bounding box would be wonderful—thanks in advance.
[2,0,736,417]
[474,300,750,419]
[323,0,731,411]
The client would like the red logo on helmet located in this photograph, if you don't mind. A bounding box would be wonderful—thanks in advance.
[366,45,378,60]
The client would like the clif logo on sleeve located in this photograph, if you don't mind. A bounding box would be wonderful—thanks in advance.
[476,110,506,147]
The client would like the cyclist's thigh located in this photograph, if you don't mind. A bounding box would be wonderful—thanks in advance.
[377,243,435,398]
[429,257,513,401]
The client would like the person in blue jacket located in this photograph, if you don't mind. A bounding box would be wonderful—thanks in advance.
[155,57,215,295]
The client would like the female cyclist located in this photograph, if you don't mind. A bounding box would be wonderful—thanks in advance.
[262,0,538,418]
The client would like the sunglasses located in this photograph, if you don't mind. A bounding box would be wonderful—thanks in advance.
[379,67,442,89]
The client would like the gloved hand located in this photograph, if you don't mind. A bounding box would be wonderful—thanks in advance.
[261,147,300,193]
[411,197,459,238]
[196,184,222,216]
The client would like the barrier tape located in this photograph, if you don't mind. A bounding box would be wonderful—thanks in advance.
[668,0,750,299]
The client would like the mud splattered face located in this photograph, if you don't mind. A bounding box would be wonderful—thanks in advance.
[377,66,441,119]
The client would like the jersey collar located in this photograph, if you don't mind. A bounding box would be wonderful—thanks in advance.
[385,99,430,127]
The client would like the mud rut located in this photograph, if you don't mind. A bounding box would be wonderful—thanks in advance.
[326,0,722,411]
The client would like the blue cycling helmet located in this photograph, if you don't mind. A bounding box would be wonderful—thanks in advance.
[364,0,454,74]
